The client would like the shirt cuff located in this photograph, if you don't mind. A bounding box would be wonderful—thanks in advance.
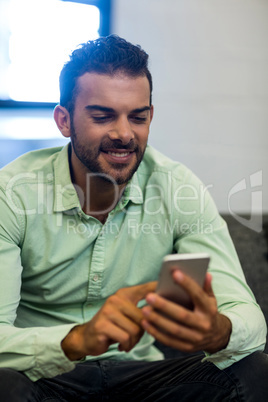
[24,323,79,381]
[202,311,247,369]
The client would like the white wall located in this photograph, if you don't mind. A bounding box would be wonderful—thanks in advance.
[112,0,268,215]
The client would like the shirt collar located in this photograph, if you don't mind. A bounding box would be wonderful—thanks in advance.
[53,144,80,212]
[119,172,143,208]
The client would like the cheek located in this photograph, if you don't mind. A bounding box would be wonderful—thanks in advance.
[73,120,103,142]
[137,127,150,143]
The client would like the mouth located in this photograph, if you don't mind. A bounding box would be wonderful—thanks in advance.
[101,149,135,164]
[107,151,131,158]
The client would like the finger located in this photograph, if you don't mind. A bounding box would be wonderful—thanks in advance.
[142,305,203,344]
[118,281,158,305]
[100,321,139,353]
[110,310,143,340]
[144,293,207,330]
[96,307,144,352]
[131,281,158,303]
[203,273,215,297]
[172,270,209,310]
[108,295,144,326]
[141,319,199,353]
[86,319,133,356]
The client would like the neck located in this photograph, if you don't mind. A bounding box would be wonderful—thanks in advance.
[68,148,125,220]
[83,175,125,217]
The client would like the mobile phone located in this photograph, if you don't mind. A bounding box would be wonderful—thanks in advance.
[156,253,210,310]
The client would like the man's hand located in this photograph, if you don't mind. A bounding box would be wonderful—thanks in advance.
[61,281,157,361]
[141,271,232,354]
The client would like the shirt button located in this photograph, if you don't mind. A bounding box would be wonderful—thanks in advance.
[93,274,99,282]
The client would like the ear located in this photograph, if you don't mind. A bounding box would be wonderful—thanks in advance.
[54,105,72,138]
[150,105,154,123]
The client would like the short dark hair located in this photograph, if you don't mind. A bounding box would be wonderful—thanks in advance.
[59,35,153,113]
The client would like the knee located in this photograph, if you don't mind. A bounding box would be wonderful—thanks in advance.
[234,351,268,379]
[251,351,268,371]
[0,368,34,402]
[226,352,268,400]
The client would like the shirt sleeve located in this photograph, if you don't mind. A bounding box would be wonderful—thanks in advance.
[0,324,77,381]
[0,187,76,381]
[172,169,267,369]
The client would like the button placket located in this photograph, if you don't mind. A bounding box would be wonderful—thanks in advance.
[87,226,105,300]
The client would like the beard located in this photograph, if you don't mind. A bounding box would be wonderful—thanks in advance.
[70,123,146,185]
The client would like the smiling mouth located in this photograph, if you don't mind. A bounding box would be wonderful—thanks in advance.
[101,149,135,164]
[107,151,131,157]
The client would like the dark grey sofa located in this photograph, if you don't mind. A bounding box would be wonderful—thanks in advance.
[222,214,268,354]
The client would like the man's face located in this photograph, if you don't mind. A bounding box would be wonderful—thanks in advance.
[69,72,153,185]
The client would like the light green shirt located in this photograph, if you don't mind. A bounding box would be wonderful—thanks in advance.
[0,144,266,381]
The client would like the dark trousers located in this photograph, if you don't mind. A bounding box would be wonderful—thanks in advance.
[1,352,268,401]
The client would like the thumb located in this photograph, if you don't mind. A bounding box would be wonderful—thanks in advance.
[203,273,215,297]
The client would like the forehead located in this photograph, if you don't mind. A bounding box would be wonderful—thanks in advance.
[75,72,151,109]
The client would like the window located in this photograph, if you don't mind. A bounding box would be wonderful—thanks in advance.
[0,0,111,106]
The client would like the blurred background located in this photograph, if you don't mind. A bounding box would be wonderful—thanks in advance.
[0,0,267,215]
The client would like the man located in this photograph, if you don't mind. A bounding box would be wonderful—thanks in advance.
[0,35,267,401]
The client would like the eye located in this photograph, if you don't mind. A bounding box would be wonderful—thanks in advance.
[91,115,114,124]
[130,115,148,124]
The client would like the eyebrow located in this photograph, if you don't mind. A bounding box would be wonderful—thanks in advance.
[85,105,151,114]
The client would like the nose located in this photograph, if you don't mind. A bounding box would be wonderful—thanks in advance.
[108,116,134,145]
